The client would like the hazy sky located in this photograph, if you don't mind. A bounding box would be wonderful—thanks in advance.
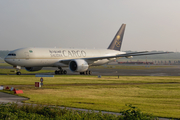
[0,0,180,51]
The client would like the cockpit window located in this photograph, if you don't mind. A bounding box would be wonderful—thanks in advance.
[8,53,16,56]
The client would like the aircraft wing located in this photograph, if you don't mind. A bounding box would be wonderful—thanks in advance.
[116,51,172,57]
[60,51,172,65]
[85,51,172,62]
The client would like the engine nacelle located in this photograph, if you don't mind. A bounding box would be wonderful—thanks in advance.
[69,59,89,72]
[25,67,43,72]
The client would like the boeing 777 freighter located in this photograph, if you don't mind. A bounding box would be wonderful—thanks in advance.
[4,24,170,75]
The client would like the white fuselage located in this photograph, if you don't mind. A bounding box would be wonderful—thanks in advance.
[4,47,125,68]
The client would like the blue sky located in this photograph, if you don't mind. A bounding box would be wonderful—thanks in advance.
[0,0,180,51]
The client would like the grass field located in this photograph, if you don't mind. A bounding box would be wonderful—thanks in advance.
[1,75,180,118]
[0,103,155,120]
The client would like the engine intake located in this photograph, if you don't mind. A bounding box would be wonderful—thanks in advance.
[69,59,89,72]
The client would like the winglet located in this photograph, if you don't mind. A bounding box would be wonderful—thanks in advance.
[108,24,126,51]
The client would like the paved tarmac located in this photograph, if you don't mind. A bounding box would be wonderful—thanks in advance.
[88,64,180,76]
[1,65,180,76]
[0,92,29,103]
[90,67,180,76]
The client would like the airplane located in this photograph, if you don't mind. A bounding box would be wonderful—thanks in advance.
[4,24,171,75]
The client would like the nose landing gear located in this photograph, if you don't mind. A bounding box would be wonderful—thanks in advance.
[14,66,21,75]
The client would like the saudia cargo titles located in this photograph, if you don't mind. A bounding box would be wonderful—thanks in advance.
[4,24,170,75]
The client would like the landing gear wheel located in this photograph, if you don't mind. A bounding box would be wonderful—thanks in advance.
[55,69,67,75]
[60,70,63,74]
[80,71,91,75]
[55,70,58,74]
[63,70,67,74]
[80,72,84,75]
[16,72,21,75]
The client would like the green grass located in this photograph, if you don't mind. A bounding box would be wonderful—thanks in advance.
[1,75,180,118]
[1,75,180,85]
[0,103,155,120]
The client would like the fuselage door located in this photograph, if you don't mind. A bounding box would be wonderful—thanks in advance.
[24,52,29,60]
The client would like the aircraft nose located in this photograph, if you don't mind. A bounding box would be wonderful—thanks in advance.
[4,56,8,63]
[4,56,11,64]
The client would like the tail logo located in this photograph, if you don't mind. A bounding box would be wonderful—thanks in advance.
[116,35,120,39]
[115,35,121,47]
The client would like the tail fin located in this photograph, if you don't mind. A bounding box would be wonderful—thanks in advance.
[107,24,126,51]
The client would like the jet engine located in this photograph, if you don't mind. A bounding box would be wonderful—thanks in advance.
[69,59,89,72]
[25,67,43,72]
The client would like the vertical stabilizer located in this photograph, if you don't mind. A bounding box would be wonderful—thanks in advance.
[108,24,126,51]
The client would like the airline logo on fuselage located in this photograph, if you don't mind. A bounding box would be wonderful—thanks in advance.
[29,50,33,53]
[49,50,86,57]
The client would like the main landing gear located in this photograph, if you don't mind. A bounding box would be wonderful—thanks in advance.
[80,70,91,75]
[55,67,67,75]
